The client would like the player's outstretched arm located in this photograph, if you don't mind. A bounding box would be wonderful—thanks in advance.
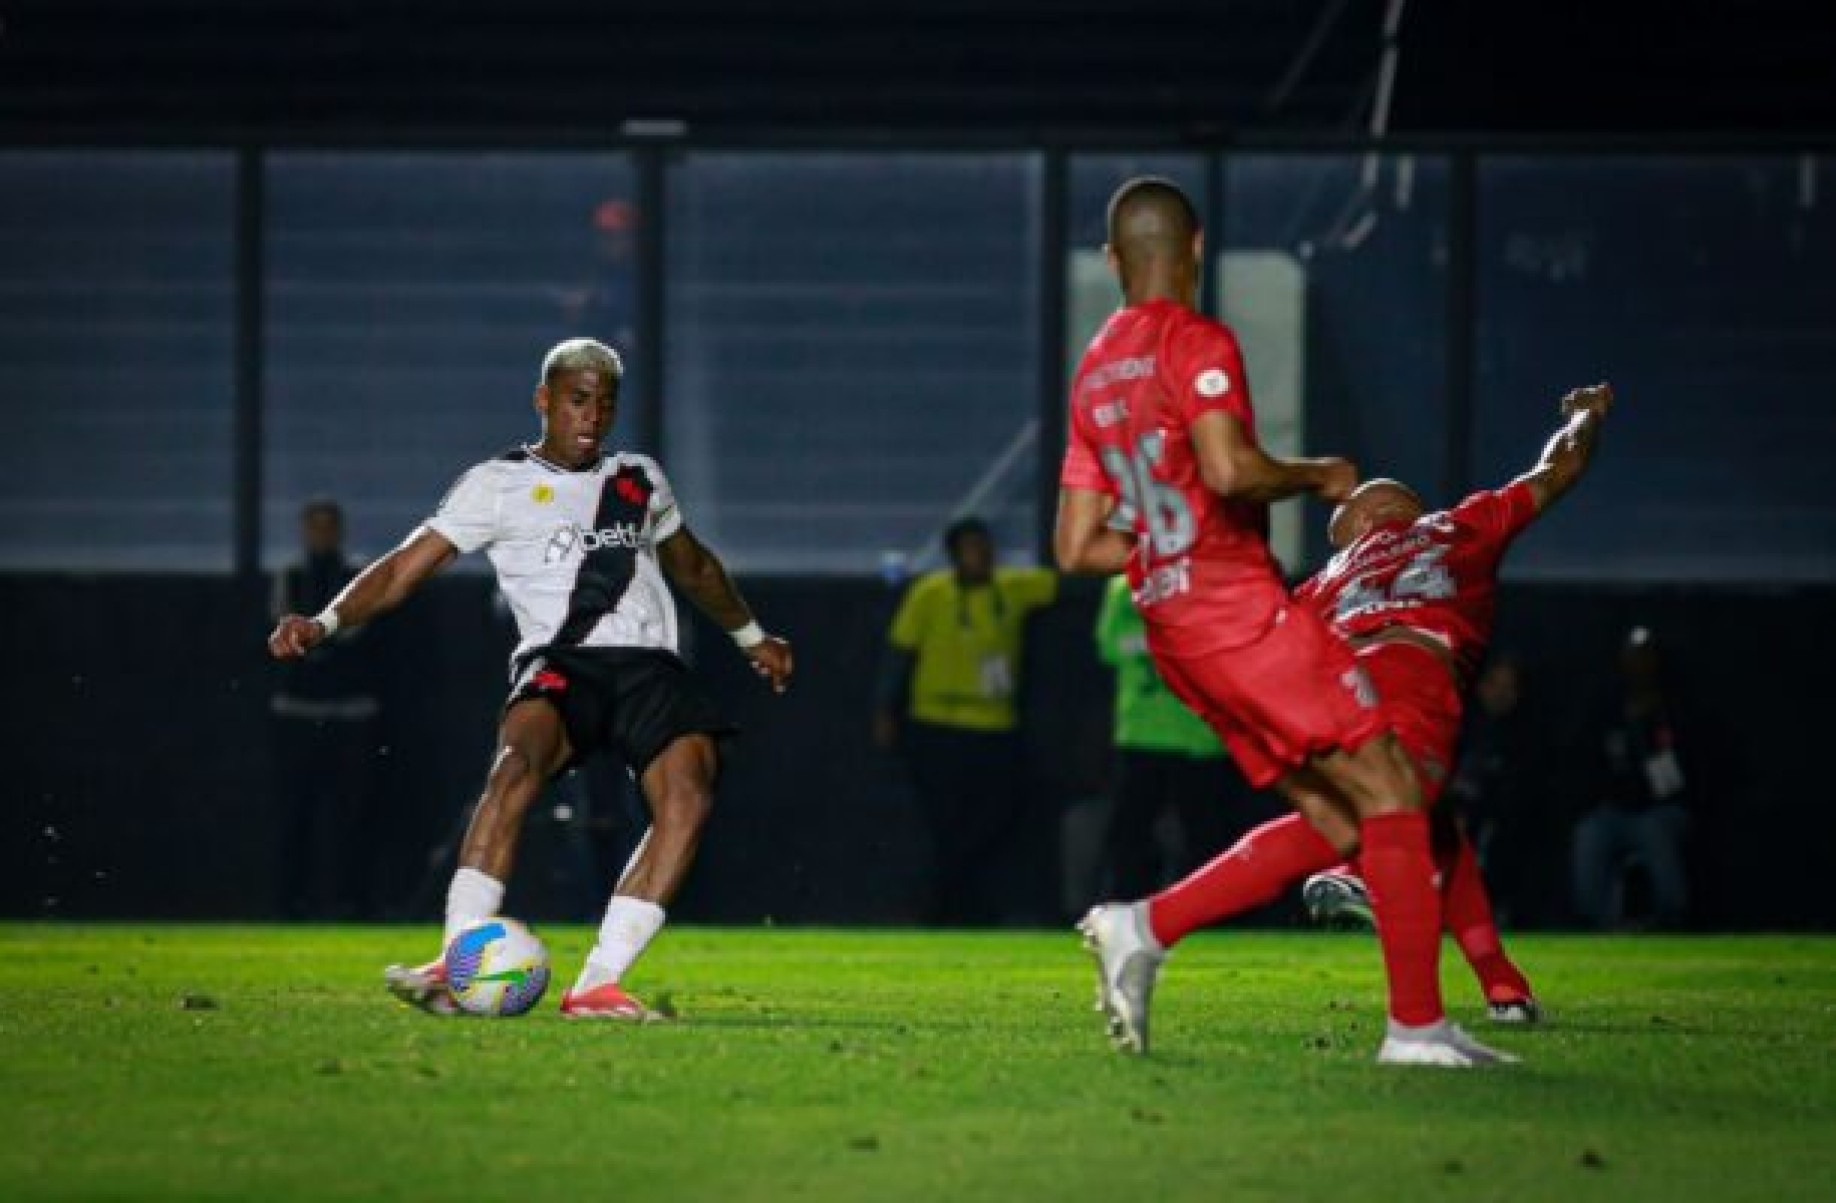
[1189,411,1358,504]
[267,527,458,660]
[1516,382,1612,514]
[1054,488,1135,575]
[658,526,793,694]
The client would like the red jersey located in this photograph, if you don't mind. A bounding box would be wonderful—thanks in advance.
[1060,300,1286,658]
[1294,483,1538,682]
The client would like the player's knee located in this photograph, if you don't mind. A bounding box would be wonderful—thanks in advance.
[1310,806,1362,856]
[1331,737,1422,816]
[653,780,715,833]
[484,743,544,808]
[1281,783,1359,854]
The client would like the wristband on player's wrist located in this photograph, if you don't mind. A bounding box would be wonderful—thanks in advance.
[313,607,342,637]
[729,620,766,649]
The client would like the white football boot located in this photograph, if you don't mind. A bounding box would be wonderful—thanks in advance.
[1377,1018,1520,1067]
[383,958,460,1016]
[1302,871,1375,927]
[1077,902,1165,1055]
[1486,996,1543,1025]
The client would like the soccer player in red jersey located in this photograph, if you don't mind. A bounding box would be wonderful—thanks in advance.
[1293,382,1614,1023]
[1057,177,1511,1066]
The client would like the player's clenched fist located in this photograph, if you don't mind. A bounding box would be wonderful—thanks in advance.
[268,614,328,660]
[745,635,795,695]
[1561,382,1613,419]
[1316,457,1360,503]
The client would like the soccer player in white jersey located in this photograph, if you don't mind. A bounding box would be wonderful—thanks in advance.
[269,339,793,1019]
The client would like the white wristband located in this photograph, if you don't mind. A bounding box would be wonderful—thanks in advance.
[729,620,765,649]
[313,607,342,637]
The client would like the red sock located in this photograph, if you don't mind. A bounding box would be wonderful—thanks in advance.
[1440,830,1533,1003]
[1147,814,1342,947]
[1358,810,1445,1027]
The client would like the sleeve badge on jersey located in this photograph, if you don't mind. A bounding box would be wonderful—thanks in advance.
[614,472,652,506]
[1195,368,1231,397]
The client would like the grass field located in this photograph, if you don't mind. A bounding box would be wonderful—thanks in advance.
[3,925,1832,1202]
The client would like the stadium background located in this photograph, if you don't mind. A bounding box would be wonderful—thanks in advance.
[3,0,1834,928]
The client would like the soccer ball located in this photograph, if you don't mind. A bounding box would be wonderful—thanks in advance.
[444,918,551,1017]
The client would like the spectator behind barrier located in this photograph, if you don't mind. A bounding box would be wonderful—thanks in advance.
[1571,626,1693,929]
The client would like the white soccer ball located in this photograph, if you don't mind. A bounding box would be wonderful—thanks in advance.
[444,917,552,1017]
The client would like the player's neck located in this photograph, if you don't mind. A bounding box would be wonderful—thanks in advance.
[530,438,604,472]
[1124,276,1197,310]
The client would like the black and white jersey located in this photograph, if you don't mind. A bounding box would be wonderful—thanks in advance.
[425,445,685,673]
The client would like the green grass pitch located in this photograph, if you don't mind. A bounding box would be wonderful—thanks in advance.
[3,925,1832,1202]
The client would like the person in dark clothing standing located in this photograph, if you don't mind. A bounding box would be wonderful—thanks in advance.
[271,498,381,918]
[1571,627,1693,929]
[1443,654,1538,925]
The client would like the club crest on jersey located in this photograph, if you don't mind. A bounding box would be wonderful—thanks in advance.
[614,474,651,506]
[531,484,555,504]
[545,521,645,563]
[1195,368,1231,397]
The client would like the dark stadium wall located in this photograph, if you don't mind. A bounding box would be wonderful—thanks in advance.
[3,574,1832,929]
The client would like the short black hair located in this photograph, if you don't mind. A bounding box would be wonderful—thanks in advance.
[301,497,344,525]
[1106,176,1200,246]
[943,516,993,555]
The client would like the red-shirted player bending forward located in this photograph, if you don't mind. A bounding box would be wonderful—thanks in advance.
[1289,383,1613,1022]
[1057,177,1512,1067]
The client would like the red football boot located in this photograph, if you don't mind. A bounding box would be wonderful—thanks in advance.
[559,981,655,1021]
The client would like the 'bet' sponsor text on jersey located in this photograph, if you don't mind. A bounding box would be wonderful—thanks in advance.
[544,521,646,563]
[424,447,686,671]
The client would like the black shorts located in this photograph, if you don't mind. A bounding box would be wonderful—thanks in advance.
[507,647,737,778]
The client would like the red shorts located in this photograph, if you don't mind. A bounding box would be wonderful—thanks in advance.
[1153,603,1388,789]
[1356,640,1464,806]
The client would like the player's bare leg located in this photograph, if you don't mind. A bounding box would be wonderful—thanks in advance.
[385,701,570,1014]
[1309,735,1515,1066]
[562,733,719,1020]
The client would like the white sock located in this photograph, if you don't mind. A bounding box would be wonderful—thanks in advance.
[1387,1017,1451,1041]
[575,896,666,991]
[443,867,505,947]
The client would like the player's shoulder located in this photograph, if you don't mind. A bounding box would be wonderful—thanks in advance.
[606,450,671,482]
[1156,306,1244,388]
[1161,304,1241,349]
[438,448,526,503]
[461,445,540,480]
[1439,484,1525,529]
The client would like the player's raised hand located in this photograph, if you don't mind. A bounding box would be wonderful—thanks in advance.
[267,614,328,660]
[1315,457,1360,503]
[746,635,795,695]
[1561,382,1614,419]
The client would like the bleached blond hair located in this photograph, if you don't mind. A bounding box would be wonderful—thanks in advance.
[539,338,624,388]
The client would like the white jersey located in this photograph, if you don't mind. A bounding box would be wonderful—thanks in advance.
[425,445,685,674]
